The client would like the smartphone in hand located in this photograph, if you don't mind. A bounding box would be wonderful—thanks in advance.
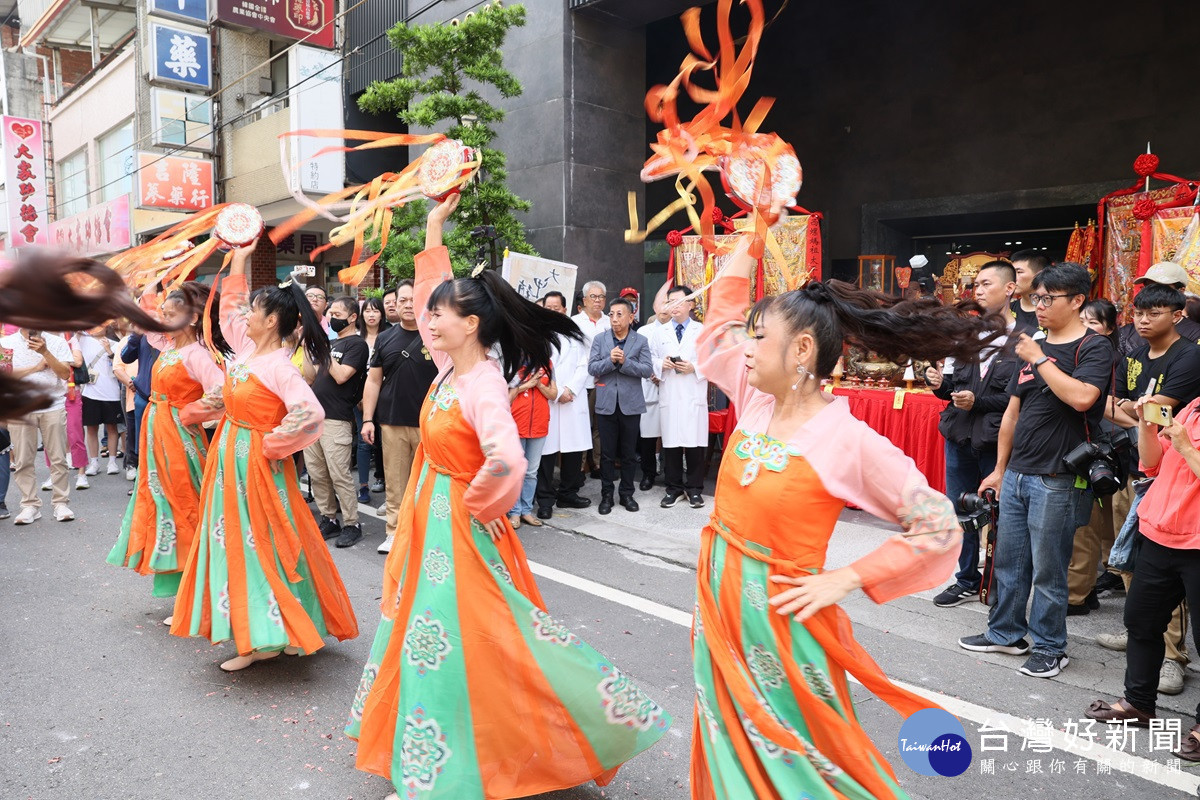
[1143,401,1173,427]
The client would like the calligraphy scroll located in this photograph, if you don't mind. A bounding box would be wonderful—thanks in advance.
[501,252,578,307]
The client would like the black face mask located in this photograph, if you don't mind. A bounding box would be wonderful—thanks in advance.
[330,317,351,333]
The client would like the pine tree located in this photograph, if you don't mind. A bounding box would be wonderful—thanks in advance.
[359,3,534,279]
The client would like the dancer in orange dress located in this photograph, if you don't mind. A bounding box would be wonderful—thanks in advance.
[347,195,671,799]
[107,282,229,607]
[171,242,358,671]
[689,234,1006,800]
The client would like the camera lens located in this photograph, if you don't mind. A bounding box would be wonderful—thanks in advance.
[1087,461,1119,495]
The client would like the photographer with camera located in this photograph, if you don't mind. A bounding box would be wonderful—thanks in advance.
[959,263,1116,678]
[928,261,1019,607]
[1084,392,1200,759]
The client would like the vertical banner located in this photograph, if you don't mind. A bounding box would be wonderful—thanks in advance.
[675,234,737,319]
[3,115,49,247]
[288,45,345,194]
[501,252,578,305]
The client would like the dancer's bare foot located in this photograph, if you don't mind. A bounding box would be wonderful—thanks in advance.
[284,645,302,656]
[220,650,281,672]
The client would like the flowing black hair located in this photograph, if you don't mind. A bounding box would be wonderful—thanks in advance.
[747,279,1008,377]
[357,295,391,337]
[164,281,233,358]
[427,271,584,381]
[250,281,332,370]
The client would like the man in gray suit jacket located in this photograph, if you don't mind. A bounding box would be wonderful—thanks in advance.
[588,297,653,514]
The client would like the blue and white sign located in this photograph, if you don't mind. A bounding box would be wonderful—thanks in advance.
[149,23,212,91]
[148,0,209,26]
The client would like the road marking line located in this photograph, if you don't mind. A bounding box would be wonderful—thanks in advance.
[529,559,1200,795]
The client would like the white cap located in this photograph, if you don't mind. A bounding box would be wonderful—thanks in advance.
[910,255,929,269]
[1134,261,1189,287]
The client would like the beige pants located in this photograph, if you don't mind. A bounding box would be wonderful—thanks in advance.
[10,408,70,510]
[303,418,359,526]
[1068,485,1134,604]
[380,425,421,538]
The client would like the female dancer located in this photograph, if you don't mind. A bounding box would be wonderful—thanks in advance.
[355,295,390,503]
[347,195,671,799]
[107,281,228,607]
[690,234,1004,799]
[171,242,358,671]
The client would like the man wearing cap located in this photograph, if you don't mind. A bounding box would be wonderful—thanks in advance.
[620,287,642,330]
[1118,262,1200,356]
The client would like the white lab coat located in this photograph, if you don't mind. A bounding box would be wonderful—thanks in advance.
[544,331,592,455]
[639,318,663,438]
[649,317,709,448]
[571,311,610,390]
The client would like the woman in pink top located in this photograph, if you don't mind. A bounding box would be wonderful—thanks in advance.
[690,235,1004,800]
[1086,396,1200,759]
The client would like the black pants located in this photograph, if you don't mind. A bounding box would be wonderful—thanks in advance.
[598,410,640,498]
[1124,537,1200,720]
[664,445,705,494]
[536,450,585,510]
[638,436,659,480]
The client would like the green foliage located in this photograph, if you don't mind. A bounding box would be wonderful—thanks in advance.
[360,3,536,279]
[360,287,384,300]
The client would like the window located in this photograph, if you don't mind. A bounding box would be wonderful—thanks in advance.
[152,89,213,151]
[97,120,135,202]
[56,149,88,219]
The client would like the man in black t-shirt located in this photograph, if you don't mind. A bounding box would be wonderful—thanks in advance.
[1009,249,1050,334]
[361,279,439,554]
[304,297,370,548]
[959,263,1115,679]
[1117,262,1200,356]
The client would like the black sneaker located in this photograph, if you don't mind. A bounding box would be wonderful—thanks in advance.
[933,583,976,608]
[335,524,363,548]
[687,493,704,509]
[958,634,1031,655]
[1019,653,1068,678]
[0,503,8,520]
[661,490,684,508]
[1094,572,1125,597]
[318,516,341,540]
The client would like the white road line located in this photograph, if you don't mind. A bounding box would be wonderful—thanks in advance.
[528,559,1200,796]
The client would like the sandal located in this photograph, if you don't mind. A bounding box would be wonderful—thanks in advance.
[520,514,543,527]
[1176,724,1200,763]
[508,514,521,530]
[1085,698,1154,727]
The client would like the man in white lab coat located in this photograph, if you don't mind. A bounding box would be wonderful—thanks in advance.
[649,285,708,508]
[535,291,593,518]
[637,303,670,491]
[571,280,611,476]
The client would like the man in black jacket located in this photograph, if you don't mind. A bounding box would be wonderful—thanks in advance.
[928,261,1019,607]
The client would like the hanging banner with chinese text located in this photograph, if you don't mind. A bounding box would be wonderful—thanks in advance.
[50,195,132,257]
[148,23,213,90]
[3,115,49,247]
[136,152,215,211]
[215,0,334,49]
[501,252,578,306]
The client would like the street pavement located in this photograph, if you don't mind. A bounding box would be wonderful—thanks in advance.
[3,459,1200,799]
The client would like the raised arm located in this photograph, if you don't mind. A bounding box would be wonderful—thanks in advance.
[695,236,755,409]
[413,195,460,374]
[218,245,257,357]
[459,364,527,524]
[136,285,173,352]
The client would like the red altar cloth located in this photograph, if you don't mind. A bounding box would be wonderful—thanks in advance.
[832,387,947,494]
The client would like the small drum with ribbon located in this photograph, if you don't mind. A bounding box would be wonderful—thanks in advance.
[418,139,481,201]
[719,133,802,225]
[213,203,264,250]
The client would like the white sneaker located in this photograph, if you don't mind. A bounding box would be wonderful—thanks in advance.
[13,507,41,524]
[1096,632,1128,651]
[85,460,99,476]
[376,503,387,516]
[75,474,90,490]
[40,478,52,491]
[53,505,75,522]
[1160,659,1186,695]
[125,466,137,481]
[106,460,120,475]
[378,536,393,554]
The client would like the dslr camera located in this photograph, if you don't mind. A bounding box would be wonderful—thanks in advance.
[957,489,998,534]
[1062,437,1128,496]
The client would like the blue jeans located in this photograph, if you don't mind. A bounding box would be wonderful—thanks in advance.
[945,440,997,591]
[986,470,1091,657]
[512,437,546,516]
[130,393,148,466]
[1109,479,1151,572]
[0,448,10,506]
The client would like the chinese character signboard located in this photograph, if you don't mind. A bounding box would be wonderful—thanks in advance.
[149,23,212,90]
[501,252,578,305]
[149,0,209,25]
[215,0,334,49]
[50,195,133,258]
[274,230,327,262]
[137,152,215,211]
[288,45,344,194]
[3,115,49,247]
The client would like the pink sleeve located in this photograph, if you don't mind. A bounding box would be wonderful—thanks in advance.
[696,274,755,411]
[218,274,253,357]
[414,246,454,373]
[139,290,172,352]
[178,343,228,426]
[803,407,962,604]
[459,363,527,523]
[257,356,325,459]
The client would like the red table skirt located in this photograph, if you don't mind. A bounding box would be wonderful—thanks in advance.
[832,387,947,493]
